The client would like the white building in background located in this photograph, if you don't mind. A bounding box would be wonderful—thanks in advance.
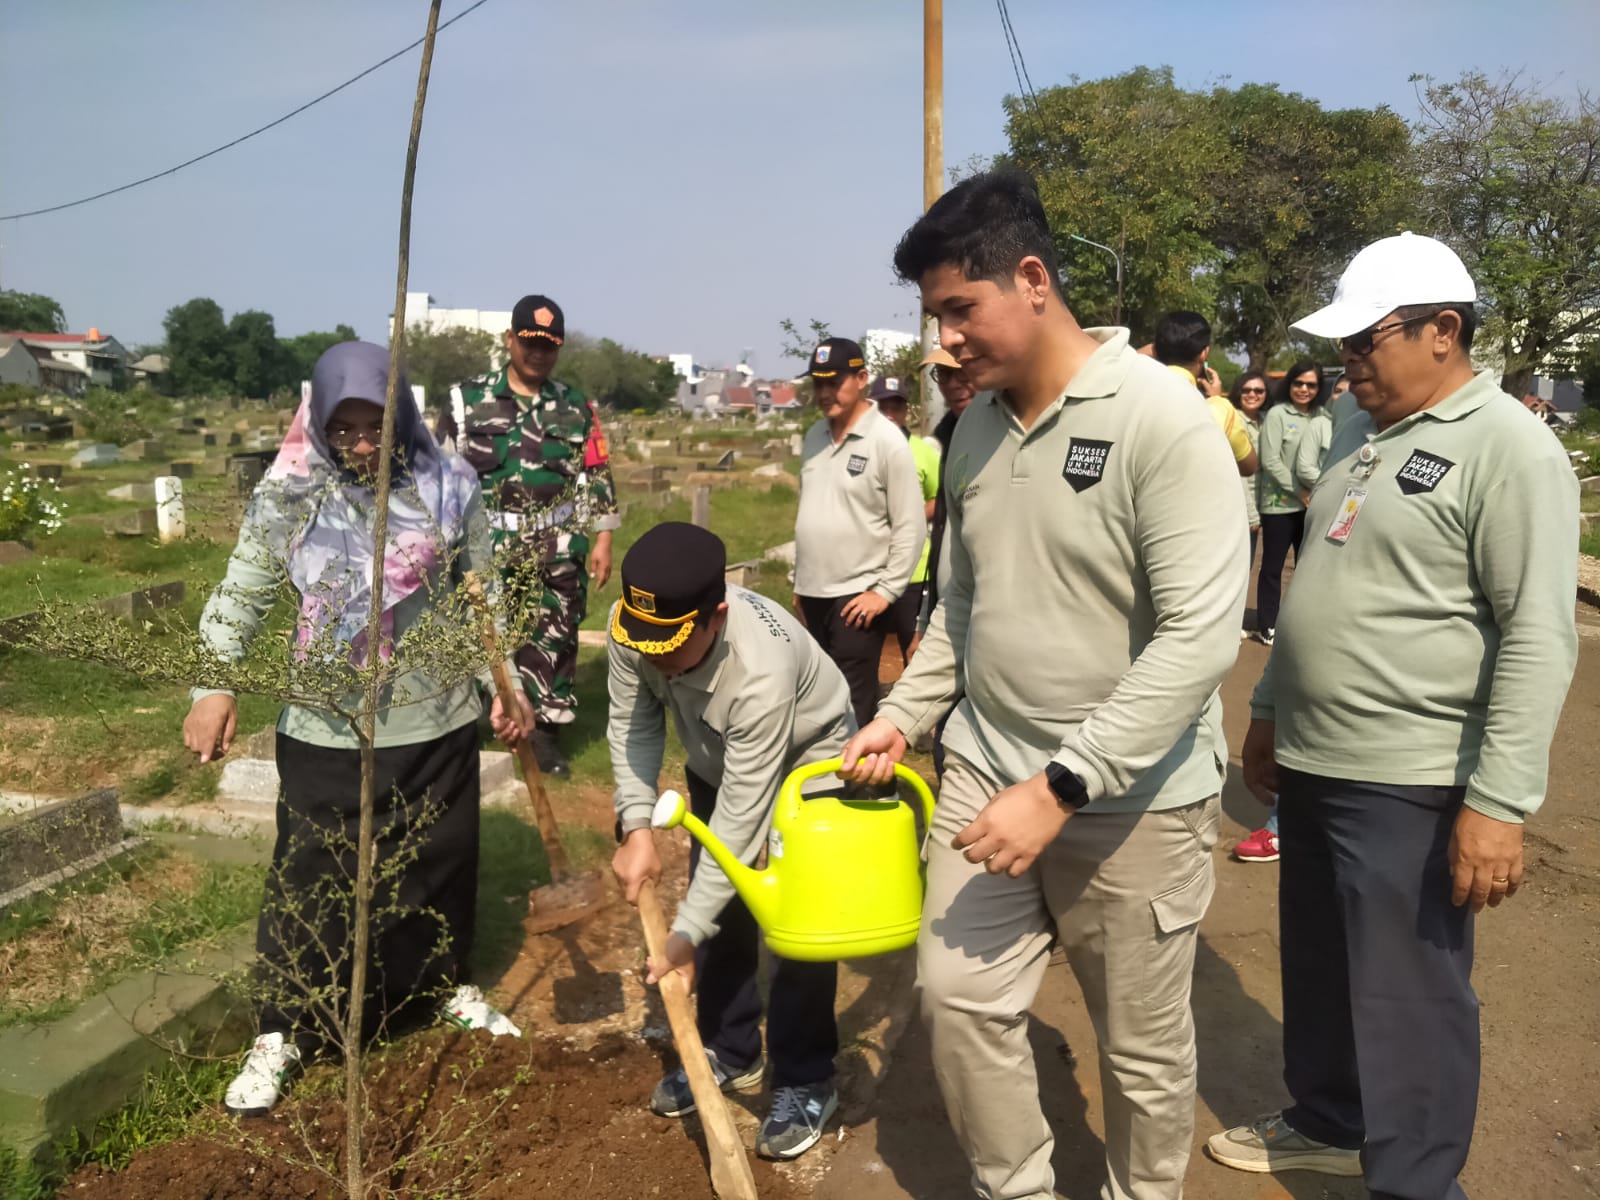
[667,352,698,381]
[388,292,512,360]
[862,328,920,372]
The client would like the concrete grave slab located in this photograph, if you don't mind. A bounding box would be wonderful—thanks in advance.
[69,444,120,468]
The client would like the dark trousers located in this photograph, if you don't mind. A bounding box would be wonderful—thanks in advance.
[686,770,838,1088]
[1256,510,1306,633]
[261,724,481,1055]
[1278,768,1478,1200]
[798,594,894,730]
[890,582,925,662]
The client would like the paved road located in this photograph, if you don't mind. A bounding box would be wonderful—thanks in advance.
[816,604,1600,1200]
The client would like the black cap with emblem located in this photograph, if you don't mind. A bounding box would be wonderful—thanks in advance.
[611,522,727,654]
[511,294,565,345]
[806,336,866,379]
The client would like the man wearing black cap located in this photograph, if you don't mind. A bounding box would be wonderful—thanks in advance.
[449,295,620,775]
[607,522,853,1160]
[794,337,926,728]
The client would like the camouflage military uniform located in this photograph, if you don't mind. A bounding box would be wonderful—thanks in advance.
[454,369,619,725]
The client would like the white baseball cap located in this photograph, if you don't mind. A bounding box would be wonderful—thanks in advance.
[1292,232,1477,339]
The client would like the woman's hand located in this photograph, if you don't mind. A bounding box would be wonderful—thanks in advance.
[184,694,238,764]
[490,690,536,745]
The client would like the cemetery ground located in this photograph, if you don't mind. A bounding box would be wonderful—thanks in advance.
[2,409,1597,1198]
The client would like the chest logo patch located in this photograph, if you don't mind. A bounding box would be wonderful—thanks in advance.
[1062,438,1114,493]
[1395,450,1454,495]
[847,453,868,476]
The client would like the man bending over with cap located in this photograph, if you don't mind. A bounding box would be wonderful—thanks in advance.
[841,169,1247,1200]
[1208,233,1578,1200]
[793,337,926,729]
[608,522,853,1161]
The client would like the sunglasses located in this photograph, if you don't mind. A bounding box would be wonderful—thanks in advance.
[934,365,963,384]
[1338,313,1434,356]
[1239,385,1267,395]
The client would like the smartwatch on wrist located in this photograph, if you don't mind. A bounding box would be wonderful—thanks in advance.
[1044,763,1090,813]
[614,817,654,844]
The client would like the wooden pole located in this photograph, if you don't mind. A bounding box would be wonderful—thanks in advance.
[639,882,759,1200]
[920,0,945,435]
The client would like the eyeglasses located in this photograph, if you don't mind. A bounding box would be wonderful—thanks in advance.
[933,365,962,384]
[1239,385,1267,395]
[327,427,380,449]
[1289,379,1319,391]
[1338,314,1435,356]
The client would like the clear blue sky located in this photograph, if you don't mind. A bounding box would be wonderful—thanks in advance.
[2,1,1596,375]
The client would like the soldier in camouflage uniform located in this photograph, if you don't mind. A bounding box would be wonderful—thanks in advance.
[447,295,619,775]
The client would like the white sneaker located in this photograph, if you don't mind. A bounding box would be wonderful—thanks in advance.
[225,1032,302,1117]
[440,984,522,1038]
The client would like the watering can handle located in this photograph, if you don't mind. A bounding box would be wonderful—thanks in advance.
[788,757,935,831]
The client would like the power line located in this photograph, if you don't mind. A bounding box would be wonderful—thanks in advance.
[997,0,1040,112]
[994,0,1046,145]
[0,0,493,222]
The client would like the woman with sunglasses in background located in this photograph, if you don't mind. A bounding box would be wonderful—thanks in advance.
[1253,361,1326,647]
[1229,371,1272,602]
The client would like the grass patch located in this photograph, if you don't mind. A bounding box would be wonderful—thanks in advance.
[0,846,264,1029]
[0,1055,235,1200]
[1582,527,1600,560]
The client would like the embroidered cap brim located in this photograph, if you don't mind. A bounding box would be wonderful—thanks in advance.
[611,598,699,655]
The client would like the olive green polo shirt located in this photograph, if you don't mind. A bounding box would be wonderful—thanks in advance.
[1252,373,1579,822]
[879,328,1249,811]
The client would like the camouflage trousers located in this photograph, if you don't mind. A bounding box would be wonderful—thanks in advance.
[507,558,588,726]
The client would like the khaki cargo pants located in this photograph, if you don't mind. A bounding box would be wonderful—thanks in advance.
[919,753,1218,1200]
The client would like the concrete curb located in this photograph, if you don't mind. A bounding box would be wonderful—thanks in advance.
[0,931,256,1164]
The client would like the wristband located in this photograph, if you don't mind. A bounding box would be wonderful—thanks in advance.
[1044,763,1090,812]
[615,816,654,844]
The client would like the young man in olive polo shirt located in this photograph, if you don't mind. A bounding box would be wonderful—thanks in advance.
[842,170,1247,1200]
[793,337,925,728]
[1210,234,1579,1199]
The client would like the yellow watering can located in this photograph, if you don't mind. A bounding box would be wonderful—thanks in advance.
[651,758,935,963]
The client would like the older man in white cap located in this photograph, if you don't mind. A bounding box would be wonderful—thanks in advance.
[1208,233,1579,1199]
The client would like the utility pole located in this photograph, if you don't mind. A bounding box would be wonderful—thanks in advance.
[921,0,945,432]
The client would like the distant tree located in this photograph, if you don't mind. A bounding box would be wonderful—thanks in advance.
[1412,71,1600,397]
[555,334,678,412]
[402,323,496,408]
[0,290,67,333]
[163,297,233,396]
[228,309,294,399]
[779,317,833,363]
[282,324,359,386]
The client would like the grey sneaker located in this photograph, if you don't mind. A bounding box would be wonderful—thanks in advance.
[756,1081,838,1160]
[1207,1112,1363,1176]
[649,1048,765,1117]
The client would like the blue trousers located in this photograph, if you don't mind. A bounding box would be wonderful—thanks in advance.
[1278,768,1478,1200]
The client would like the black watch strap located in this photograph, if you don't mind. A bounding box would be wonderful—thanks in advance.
[1044,763,1090,812]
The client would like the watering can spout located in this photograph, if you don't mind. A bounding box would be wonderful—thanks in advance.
[651,791,781,929]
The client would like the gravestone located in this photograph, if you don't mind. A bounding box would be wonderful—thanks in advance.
[231,458,267,494]
[70,444,121,468]
[33,465,63,482]
[0,790,135,905]
[97,581,185,618]
[106,482,156,503]
[121,440,158,462]
[1582,475,1600,495]
[724,560,761,588]
[112,509,158,537]
[228,433,242,446]
[167,461,196,480]
[202,434,217,447]
[155,477,185,544]
[192,417,207,429]
[752,463,785,478]
[789,433,803,456]
[691,486,711,529]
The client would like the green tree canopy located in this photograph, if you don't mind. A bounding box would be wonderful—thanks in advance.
[555,334,678,412]
[162,297,232,396]
[401,323,496,407]
[1001,67,1417,368]
[1412,71,1600,396]
[227,309,293,399]
[0,290,67,333]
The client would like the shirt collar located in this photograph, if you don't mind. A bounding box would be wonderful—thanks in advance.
[671,629,729,693]
[986,327,1135,420]
[1372,370,1500,439]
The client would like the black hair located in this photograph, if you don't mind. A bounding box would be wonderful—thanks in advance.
[1153,311,1212,366]
[1393,302,1478,352]
[892,168,1062,297]
[1229,370,1273,416]
[1279,359,1326,408]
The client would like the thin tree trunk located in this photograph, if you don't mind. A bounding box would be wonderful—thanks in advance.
[346,3,443,1196]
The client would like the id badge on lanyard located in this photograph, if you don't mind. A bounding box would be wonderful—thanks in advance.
[1326,443,1379,545]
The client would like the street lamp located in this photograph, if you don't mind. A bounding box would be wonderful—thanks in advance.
[1067,233,1123,326]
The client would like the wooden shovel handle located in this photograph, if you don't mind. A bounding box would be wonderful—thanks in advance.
[464,572,570,880]
[639,882,759,1200]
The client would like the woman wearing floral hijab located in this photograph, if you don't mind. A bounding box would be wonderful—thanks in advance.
[183,341,530,1116]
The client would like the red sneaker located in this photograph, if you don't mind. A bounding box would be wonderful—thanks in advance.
[1233,828,1280,862]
